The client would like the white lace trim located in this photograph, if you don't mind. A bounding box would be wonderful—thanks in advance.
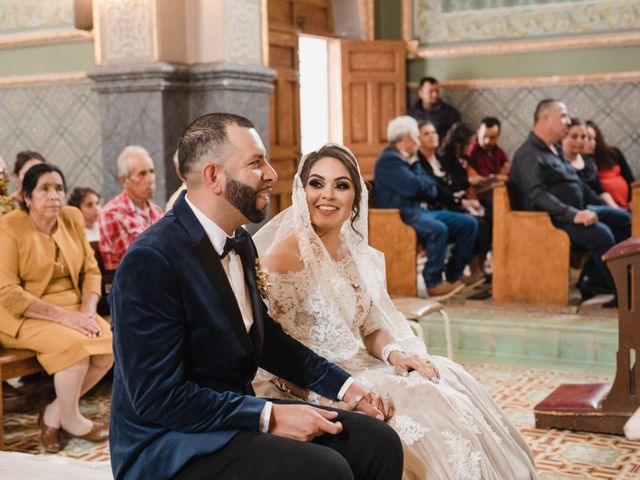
[391,414,429,446]
[443,431,482,480]
[390,371,431,388]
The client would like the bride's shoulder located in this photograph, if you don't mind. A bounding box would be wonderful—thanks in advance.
[260,232,304,274]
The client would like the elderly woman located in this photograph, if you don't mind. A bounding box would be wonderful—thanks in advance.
[0,163,113,453]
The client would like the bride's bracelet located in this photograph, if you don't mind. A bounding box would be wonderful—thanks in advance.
[381,342,406,366]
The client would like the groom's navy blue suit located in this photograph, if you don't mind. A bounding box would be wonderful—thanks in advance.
[108,192,353,480]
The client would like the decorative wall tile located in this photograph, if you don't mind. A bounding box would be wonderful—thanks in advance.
[226,0,262,65]
[0,0,74,34]
[97,0,155,64]
[438,79,640,175]
[413,0,640,45]
[0,81,104,194]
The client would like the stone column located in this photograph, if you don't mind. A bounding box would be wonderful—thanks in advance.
[88,0,274,203]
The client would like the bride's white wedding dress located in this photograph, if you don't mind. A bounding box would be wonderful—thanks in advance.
[254,256,536,480]
[252,144,537,479]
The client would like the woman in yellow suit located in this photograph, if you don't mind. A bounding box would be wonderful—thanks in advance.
[0,163,113,453]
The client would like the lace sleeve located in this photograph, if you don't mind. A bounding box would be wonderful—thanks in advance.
[262,268,306,331]
[360,302,388,337]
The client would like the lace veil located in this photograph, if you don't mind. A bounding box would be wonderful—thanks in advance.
[253,144,427,358]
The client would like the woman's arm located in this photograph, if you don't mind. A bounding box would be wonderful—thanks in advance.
[362,329,440,381]
[599,192,619,209]
[23,297,101,337]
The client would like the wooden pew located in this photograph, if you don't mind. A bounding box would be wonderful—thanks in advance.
[492,183,571,305]
[493,182,640,305]
[0,349,43,450]
[368,208,417,297]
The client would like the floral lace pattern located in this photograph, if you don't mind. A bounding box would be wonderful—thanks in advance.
[443,431,482,480]
[391,414,430,446]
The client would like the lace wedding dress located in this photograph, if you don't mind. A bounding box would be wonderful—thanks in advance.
[252,144,537,480]
[254,257,536,480]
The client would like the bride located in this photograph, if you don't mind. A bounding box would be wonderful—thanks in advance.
[253,144,537,480]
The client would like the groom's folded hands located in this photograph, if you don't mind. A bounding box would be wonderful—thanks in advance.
[269,403,343,441]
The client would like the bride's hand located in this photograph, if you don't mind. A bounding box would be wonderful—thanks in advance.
[389,352,440,383]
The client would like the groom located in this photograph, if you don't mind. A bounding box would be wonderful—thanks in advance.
[108,113,403,480]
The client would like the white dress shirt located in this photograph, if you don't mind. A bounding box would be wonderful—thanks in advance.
[184,194,353,432]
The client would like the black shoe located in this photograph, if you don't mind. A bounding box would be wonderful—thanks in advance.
[603,298,618,309]
[468,288,492,300]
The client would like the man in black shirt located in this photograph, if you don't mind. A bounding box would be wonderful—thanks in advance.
[408,77,461,140]
[511,99,630,300]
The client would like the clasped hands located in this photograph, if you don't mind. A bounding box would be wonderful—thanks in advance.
[57,305,102,338]
[269,381,392,442]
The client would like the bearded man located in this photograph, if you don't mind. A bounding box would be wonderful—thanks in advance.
[108,113,403,480]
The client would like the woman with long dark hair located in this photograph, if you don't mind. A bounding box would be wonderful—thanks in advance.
[585,120,635,208]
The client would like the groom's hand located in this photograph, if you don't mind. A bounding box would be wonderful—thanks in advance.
[270,404,343,441]
[343,382,394,421]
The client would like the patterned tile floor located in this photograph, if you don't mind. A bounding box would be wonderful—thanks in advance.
[4,362,640,479]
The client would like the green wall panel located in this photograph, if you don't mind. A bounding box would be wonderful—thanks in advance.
[0,41,95,76]
[408,45,640,82]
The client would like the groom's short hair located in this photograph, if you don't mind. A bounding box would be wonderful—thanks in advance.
[178,113,255,183]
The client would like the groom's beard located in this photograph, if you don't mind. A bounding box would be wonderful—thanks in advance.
[224,177,268,223]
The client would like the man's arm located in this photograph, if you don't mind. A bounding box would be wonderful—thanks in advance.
[511,151,578,224]
[110,245,266,433]
[376,157,437,200]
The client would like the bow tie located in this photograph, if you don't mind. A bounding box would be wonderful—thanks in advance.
[221,230,247,258]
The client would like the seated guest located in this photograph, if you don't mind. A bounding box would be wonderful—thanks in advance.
[0,163,113,453]
[511,99,631,301]
[98,146,164,270]
[12,150,46,206]
[585,120,635,208]
[165,149,186,211]
[468,116,510,179]
[419,121,490,284]
[68,187,102,241]
[408,76,461,140]
[562,118,618,209]
[374,116,477,299]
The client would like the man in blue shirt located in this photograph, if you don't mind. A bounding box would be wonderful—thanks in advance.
[511,99,630,301]
[374,116,477,299]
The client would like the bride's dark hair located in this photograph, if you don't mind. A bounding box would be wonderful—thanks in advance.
[299,144,364,236]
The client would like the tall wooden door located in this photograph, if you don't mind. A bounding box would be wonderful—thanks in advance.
[339,40,406,180]
[267,0,334,215]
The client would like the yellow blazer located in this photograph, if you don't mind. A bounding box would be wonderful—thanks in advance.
[0,206,101,337]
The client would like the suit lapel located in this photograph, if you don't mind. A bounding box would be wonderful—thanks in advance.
[238,235,264,361]
[191,226,252,350]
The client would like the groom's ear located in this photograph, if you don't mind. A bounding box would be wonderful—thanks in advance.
[201,162,223,195]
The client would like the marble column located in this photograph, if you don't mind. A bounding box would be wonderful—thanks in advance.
[89,0,273,204]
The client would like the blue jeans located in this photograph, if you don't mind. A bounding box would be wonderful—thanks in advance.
[404,209,478,288]
[553,205,631,295]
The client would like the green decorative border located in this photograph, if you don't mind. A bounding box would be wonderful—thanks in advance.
[414,0,640,45]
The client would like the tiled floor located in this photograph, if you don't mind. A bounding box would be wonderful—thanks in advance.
[4,360,639,479]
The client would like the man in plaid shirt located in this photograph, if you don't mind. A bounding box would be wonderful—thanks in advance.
[98,146,164,270]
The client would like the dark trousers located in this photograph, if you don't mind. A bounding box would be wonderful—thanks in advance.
[172,403,403,480]
[407,209,478,288]
[553,205,631,295]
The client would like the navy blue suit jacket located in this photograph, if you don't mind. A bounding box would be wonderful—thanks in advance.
[373,145,438,224]
[109,192,351,480]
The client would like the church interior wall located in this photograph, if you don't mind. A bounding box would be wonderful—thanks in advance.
[378,0,640,174]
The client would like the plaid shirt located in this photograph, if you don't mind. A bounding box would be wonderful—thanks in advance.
[98,190,164,270]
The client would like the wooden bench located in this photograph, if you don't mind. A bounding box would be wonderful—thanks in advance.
[492,181,640,305]
[0,348,43,450]
[368,208,417,297]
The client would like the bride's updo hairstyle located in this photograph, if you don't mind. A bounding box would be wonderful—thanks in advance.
[299,144,364,235]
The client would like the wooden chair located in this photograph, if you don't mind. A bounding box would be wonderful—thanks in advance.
[492,182,640,305]
[0,349,43,450]
[90,241,114,316]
